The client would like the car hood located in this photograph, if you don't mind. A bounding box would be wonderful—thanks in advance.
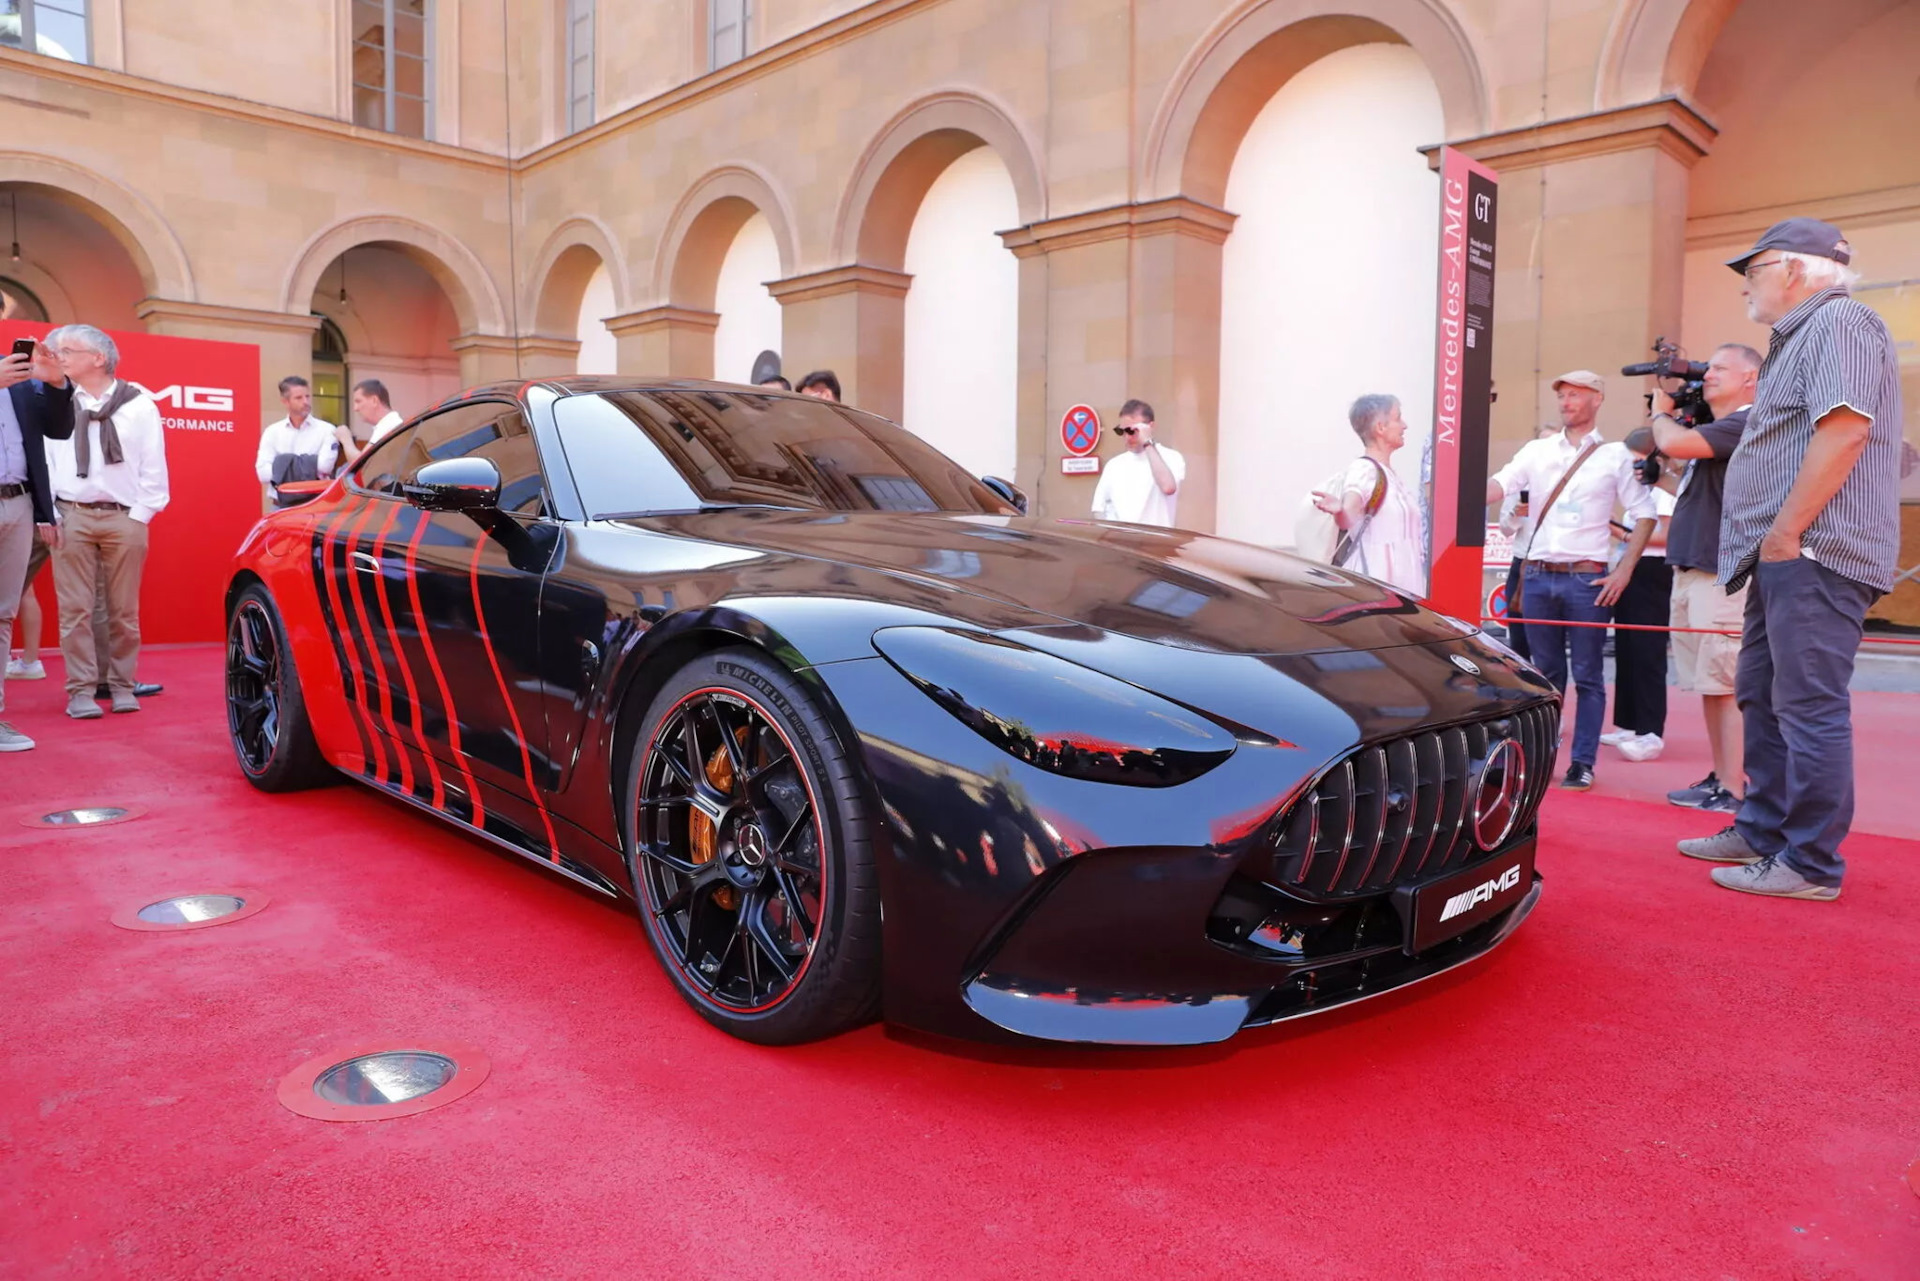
[632,510,1476,657]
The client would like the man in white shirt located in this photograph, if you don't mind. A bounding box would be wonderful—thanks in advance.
[1486,370,1657,790]
[1091,399,1185,528]
[45,325,170,718]
[354,379,404,444]
[255,375,338,503]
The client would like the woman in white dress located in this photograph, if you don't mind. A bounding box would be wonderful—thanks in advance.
[1312,394,1428,595]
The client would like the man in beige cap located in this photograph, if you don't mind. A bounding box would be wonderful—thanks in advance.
[1486,370,1658,790]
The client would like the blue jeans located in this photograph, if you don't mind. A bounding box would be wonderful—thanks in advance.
[1521,566,1610,768]
[1734,556,1876,887]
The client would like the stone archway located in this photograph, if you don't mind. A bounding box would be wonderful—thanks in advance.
[833,91,1044,271]
[526,217,629,376]
[1595,0,1745,111]
[0,151,195,307]
[1142,0,1490,206]
[283,214,507,337]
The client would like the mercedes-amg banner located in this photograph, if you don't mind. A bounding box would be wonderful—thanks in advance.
[1,320,261,644]
[1426,147,1498,621]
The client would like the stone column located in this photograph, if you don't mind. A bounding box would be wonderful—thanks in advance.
[765,267,912,421]
[1000,199,1235,528]
[603,306,720,379]
[135,299,319,435]
[1447,100,1717,464]
[516,334,582,380]
[449,333,524,387]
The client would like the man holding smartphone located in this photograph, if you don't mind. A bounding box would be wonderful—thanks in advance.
[0,335,76,752]
[1092,398,1184,527]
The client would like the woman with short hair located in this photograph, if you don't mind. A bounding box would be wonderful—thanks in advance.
[1312,393,1427,595]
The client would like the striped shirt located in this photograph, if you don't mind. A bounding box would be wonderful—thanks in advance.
[1720,287,1905,591]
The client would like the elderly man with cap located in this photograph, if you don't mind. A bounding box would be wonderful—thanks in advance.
[1676,219,1903,902]
[1486,369,1658,791]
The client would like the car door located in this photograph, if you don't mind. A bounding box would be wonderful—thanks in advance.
[335,399,562,854]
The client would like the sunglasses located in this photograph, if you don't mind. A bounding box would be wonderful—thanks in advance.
[1113,425,1140,437]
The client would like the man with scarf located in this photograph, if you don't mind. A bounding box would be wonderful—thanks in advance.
[45,325,169,719]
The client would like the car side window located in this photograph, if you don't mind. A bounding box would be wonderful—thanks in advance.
[553,392,701,518]
[350,424,418,497]
[358,400,550,516]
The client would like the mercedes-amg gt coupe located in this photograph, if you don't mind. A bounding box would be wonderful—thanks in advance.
[225,378,1558,1046]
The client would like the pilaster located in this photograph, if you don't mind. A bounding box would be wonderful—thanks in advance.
[603,305,721,379]
[765,267,913,421]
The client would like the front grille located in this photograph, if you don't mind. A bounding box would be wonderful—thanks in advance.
[1257,702,1559,899]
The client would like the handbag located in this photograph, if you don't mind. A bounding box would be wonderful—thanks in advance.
[1329,458,1390,570]
[1509,439,1599,615]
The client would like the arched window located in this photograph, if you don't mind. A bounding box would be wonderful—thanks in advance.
[0,1,90,64]
[0,276,49,323]
[312,316,349,428]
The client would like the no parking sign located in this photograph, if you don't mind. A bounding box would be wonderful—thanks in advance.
[1060,404,1100,475]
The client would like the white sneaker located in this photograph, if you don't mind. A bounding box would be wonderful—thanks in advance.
[1616,732,1665,762]
[1600,729,1633,746]
[0,721,33,751]
[5,658,46,680]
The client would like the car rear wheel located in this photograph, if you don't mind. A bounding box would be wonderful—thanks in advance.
[625,648,880,1044]
[225,583,333,792]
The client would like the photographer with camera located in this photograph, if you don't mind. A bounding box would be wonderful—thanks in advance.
[1675,218,1903,903]
[1486,371,1658,791]
[1641,343,1761,815]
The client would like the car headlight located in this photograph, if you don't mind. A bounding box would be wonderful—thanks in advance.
[870,626,1237,787]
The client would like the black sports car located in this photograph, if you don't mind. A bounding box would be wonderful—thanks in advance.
[226,378,1558,1046]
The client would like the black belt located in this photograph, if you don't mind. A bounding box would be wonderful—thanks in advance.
[59,499,129,512]
[0,482,29,500]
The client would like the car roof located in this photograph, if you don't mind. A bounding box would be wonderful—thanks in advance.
[452,376,806,403]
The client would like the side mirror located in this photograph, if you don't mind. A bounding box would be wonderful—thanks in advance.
[404,457,501,513]
[980,475,1028,515]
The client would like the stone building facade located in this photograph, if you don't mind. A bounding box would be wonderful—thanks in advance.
[2,0,1915,581]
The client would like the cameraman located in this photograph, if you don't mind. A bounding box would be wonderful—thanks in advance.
[1650,343,1760,815]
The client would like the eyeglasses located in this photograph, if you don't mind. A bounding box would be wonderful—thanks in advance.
[1743,257,1789,281]
[1113,425,1139,437]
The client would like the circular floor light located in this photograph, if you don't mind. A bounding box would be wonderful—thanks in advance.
[277,1040,489,1122]
[111,888,269,932]
[21,803,146,830]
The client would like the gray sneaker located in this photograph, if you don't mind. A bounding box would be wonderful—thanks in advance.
[65,692,104,720]
[0,721,33,752]
[1677,825,1762,863]
[1710,856,1840,901]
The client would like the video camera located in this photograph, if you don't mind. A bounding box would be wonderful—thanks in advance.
[1622,336,1713,428]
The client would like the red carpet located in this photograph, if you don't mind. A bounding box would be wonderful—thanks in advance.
[3,645,1917,1279]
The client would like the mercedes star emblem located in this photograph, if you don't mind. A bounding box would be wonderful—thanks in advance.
[1450,654,1482,676]
[1471,738,1527,850]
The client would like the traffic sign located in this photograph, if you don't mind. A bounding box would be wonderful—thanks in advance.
[1060,404,1100,457]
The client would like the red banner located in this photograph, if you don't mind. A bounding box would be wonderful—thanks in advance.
[1426,148,1499,622]
[2,321,262,644]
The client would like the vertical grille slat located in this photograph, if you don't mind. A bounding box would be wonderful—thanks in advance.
[1259,700,1559,901]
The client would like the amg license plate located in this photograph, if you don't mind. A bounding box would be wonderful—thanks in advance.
[1397,839,1536,954]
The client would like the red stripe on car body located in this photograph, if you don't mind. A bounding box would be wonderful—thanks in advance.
[467,533,560,861]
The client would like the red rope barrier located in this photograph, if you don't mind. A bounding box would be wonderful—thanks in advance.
[1484,616,1920,645]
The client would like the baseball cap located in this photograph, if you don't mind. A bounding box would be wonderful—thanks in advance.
[1724,217,1852,274]
[1551,370,1605,394]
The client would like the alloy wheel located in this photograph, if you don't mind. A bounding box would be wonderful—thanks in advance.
[226,599,282,775]
[634,688,826,1013]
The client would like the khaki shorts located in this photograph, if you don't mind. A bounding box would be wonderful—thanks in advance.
[1670,566,1746,695]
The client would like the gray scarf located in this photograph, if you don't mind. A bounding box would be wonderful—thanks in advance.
[75,381,140,478]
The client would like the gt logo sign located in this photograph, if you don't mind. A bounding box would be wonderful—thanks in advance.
[149,385,235,412]
[1437,864,1521,922]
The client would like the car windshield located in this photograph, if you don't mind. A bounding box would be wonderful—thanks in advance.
[552,388,1015,518]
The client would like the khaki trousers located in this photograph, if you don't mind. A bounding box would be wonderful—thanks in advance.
[0,492,32,715]
[51,502,148,696]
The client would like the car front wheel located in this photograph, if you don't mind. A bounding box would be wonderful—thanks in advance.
[225,583,333,792]
[624,648,880,1044]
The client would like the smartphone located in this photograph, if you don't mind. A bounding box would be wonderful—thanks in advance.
[9,338,34,360]
[1518,489,1531,504]
[1609,519,1632,535]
